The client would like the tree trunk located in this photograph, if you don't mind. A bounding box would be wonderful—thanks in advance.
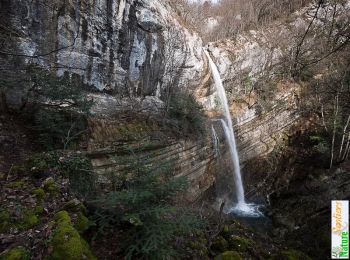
[330,93,339,169]
[338,114,350,162]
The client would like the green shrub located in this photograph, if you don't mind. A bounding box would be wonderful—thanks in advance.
[59,155,96,199]
[92,150,205,259]
[20,65,92,150]
[25,152,95,199]
[32,108,88,150]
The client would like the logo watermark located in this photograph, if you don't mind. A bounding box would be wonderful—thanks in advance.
[332,200,349,259]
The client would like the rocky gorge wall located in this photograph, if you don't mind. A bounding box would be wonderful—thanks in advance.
[1,0,306,201]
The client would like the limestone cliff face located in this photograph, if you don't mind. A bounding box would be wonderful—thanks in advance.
[3,0,205,100]
[2,0,308,201]
[87,118,219,201]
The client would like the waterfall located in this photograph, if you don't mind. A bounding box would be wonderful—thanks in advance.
[218,119,245,204]
[204,50,246,207]
[211,125,220,156]
[204,50,265,218]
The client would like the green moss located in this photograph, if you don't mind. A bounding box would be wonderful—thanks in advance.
[228,236,252,252]
[269,249,312,260]
[50,211,95,260]
[0,247,29,260]
[54,211,71,224]
[31,188,45,201]
[0,210,10,233]
[34,206,44,215]
[43,178,58,195]
[212,236,229,252]
[20,213,39,230]
[214,251,242,260]
[75,212,89,233]
[5,181,27,189]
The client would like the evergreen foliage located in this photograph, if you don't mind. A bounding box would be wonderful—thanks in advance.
[92,149,205,259]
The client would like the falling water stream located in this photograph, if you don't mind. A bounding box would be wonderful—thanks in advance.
[204,49,263,217]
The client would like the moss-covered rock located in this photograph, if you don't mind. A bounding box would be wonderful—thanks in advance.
[228,236,252,252]
[31,188,45,201]
[0,246,29,260]
[0,210,10,233]
[269,249,312,260]
[54,211,71,224]
[214,251,242,260]
[50,211,95,260]
[212,236,229,252]
[75,212,89,233]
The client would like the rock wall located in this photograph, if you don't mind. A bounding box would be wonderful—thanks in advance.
[86,117,220,202]
[2,0,205,101]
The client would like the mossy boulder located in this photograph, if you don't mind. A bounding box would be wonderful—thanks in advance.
[215,251,242,260]
[75,212,90,233]
[50,211,95,260]
[228,235,252,252]
[0,247,29,260]
[269,249,312,260]
[212,236,229,252]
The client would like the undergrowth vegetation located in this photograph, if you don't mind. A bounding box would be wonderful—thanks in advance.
[91,149,205,259]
